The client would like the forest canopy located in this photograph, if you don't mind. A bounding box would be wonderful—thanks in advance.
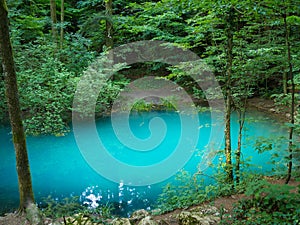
[0,0,299,136]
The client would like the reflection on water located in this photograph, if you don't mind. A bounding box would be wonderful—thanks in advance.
[80,182,153,217]
[82,186,102,208]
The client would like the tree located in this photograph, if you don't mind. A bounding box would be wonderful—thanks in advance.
[283,6,295,184]
[255,0,299,183]
[105,0,113,49]
[223,5,235,184]
[0,0,35,212]
[50,0,58,46]
[60,0,64,49]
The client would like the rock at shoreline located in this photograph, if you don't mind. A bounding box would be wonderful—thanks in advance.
[111,218,131,225]
[177,205,220,225]
[137,216,158,225]
[130,209,150,223]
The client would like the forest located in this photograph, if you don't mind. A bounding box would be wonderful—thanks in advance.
[0,0,300,224]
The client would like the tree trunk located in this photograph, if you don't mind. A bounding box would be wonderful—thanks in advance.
[50,0,58,46]
[283,71,288,94]
[235,109,245,185]
[0,0,35,211]
[60,0,64,49]
[105,0,113,49]
[224,7,234,184]
[284,12,294,184]
[225,90,233,183]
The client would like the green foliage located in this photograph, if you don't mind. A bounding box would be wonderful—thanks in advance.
[160,97,178,110]
[125,98,177,112]
[1,0,300,223]
[155,155,300,224]
[72,54,129,118]
[113,0,191,45]
[77,12,107,51]
[7,0,48,43]
[208,157,236,196]
[41,196,85,219]
[6,33,127,135]
[254,137,276,153]
[96,78,128,114]
[63,211,111,225]
[95,202,114,219]
[156,170,215,213]
[64,214,92,225]
[131,99,153,112]
[254,128,300,179]
[0,31,97,135]
[271,93,294,108]
[155,162,264,215]
[17,55,76,136]
[1,0,299,134]
[58,33,97,75]
[41,196,114,223]
[231,180,300,224]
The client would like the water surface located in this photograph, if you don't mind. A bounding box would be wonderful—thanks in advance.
[0,110,287,215]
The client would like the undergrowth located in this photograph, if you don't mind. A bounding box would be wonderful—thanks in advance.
[40,196,114,224]
[155,169,300,224]
[229,180,300,225]
[155,170,214,213]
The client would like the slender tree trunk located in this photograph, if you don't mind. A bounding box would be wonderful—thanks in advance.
[0,0,35,211]
[284,12,294,184]
[0,60,3,76]
[50,0,58,46]
[225,91,233,183]
[105,0,113,49]
[224,7,234,184]
[235,109,245,185]
[60,0,64,49]
[283,71,288,94]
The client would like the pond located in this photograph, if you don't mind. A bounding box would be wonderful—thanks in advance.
[0,110,288,216]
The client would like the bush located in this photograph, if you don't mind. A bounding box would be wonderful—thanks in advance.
[231,179,300,224]
[155,170,215,213]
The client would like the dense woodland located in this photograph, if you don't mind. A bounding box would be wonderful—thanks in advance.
[0,0,299,135]
[0,0,300,224]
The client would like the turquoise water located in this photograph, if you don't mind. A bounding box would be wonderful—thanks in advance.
[0,110,287,215]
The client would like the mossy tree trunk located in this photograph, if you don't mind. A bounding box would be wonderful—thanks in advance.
[60,0,64,49]
[283,71,288,94]
[235,108,246,185]
[105,0,113,49]
[224,6,234,184]
[0,0,35,211]
[50,0,58,47]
